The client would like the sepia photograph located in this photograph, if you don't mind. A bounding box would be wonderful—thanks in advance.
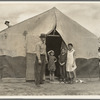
[0,1,100,98]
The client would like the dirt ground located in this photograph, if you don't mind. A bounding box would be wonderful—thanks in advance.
[0,78,100,96]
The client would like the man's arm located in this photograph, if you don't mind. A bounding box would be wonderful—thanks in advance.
[58,55,65,65]
[36,44,41,63]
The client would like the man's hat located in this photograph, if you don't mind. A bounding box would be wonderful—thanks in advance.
[5,21,10,24]
[39,33,46,38]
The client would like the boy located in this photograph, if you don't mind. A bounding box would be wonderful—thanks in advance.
[58,48,67,83]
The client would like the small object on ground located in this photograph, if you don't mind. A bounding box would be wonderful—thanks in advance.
[75,79,79,83]
[75,79,86,84]
[79,79,83,83]
[79,79,86,84]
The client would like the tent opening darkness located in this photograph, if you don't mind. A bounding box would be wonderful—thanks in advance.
[46,30,62,77]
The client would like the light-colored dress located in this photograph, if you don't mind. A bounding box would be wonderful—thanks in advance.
[66,49,77,72]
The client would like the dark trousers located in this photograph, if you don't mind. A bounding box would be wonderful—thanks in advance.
[59,64,66,80]
[34,54,46,85]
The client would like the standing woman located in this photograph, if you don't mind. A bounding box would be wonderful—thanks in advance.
[66,43,77,84]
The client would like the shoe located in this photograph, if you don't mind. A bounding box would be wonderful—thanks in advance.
[67,78,73,84]
[51,79,54,81]
[63,79,66,83]
[64,80,67,83]
[40,81,44,84]
[70,81,73,84]
[59,79,62,82]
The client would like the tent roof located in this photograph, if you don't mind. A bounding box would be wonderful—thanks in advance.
[0,7,98,58]
[0,7,97,37]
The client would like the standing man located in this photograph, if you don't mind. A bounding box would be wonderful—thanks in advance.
[35,33,48,87]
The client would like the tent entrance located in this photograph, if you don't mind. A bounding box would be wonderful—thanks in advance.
[46,30,62,77]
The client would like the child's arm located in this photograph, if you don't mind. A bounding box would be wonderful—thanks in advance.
[58,55,60,63]
[48,51,51,55]
[54,56,57,62]
[58,55,65,66]
[60,62,65,66]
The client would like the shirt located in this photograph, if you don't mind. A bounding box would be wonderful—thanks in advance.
[35,41,47,61]
[59,53,67,65]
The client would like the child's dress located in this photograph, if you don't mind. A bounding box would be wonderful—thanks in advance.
[66,49,77,72]
[48,55,56,71]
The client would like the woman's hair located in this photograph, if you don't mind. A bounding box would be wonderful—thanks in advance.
[68,43,73,47]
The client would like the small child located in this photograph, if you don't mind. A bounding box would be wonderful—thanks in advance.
[48,50,57,81]
[58,48,67,83]
[66,43,77,84]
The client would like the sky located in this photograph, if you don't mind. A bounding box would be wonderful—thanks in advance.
[0,2,100,37]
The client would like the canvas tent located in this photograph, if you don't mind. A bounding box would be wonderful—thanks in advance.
[0,7,98,80]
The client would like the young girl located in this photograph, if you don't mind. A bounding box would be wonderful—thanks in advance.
[48,50,57,81]
[66,43,77,84]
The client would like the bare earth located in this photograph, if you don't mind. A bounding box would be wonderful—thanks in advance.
[0,78,100,96]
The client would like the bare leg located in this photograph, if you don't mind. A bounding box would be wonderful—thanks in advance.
[69,72,71,79]
[50,71,51,81]
[52,72,55,81]
[69,72,73,84]
[73,70,76,81]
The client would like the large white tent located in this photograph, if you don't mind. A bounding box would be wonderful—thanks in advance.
[0,7,98,80]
